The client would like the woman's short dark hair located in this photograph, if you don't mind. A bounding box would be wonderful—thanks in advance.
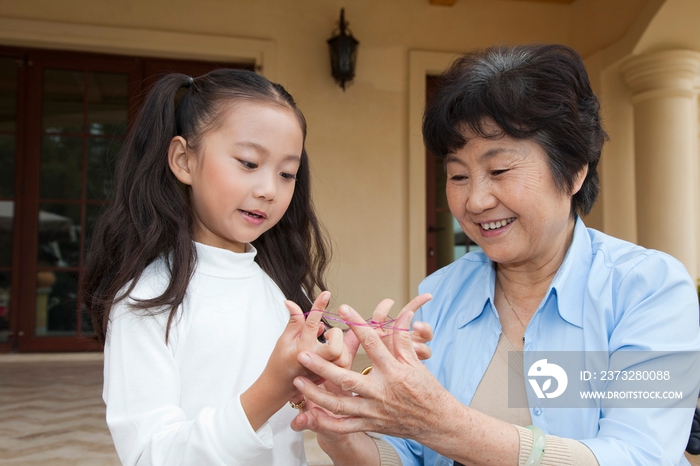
[423,44,607,216]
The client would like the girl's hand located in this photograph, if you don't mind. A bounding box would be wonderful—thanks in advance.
[241,291,347,432]
[272,291,348,385]
[343,293,434,363]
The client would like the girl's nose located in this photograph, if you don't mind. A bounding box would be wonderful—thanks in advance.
[253,174,277,201]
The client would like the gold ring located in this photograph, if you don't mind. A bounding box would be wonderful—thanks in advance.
[361,365,373,375]
[289,398,306,409]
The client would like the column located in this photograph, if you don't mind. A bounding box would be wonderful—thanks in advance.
[621,50,700,279]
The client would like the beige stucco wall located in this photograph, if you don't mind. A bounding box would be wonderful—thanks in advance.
[588,0,700,280]
[1,0,691,315]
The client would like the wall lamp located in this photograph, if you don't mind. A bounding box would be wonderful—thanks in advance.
[327,8,359,90]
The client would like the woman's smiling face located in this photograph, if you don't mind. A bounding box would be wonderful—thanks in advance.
[445,126,583,269]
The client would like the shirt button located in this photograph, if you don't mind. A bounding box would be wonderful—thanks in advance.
[533,407,542,416]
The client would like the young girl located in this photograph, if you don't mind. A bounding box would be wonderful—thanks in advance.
[83,69,347,465]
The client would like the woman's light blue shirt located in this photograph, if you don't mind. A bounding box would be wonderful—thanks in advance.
[386,218,700,466]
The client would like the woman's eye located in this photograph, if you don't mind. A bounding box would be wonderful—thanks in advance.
[491,169,508,176]
[449,174,468,182]
[280,172,297,181]
[238,159,258,169]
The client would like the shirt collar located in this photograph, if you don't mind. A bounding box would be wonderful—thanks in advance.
[456,255,496,328]
[548,216,591,328]
[455,217,590,329]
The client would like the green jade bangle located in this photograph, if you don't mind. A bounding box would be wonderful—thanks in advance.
[525,425,545,466]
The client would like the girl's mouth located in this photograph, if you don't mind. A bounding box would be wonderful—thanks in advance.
[240,210,267,219]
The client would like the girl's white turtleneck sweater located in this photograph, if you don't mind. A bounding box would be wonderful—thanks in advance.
[103,242,306,466]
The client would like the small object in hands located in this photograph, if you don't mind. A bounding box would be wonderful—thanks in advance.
[289,398,306,409]
[361,365,373,375]
[304,309,410,337]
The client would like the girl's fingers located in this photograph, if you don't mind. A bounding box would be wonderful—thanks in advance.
[302,291,330,341]
[316,327,345,361]
[284,300,306,335]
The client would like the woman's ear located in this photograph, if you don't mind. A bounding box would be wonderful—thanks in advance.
[168,136,193,185]
[570,165,588,196]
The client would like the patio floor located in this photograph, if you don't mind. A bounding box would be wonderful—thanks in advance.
[1,352,699,466]
[0,352,336,466]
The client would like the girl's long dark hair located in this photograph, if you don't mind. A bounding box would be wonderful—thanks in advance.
[83,69,330,345]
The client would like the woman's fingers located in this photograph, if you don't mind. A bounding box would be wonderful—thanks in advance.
[343,329,361,360]
[411,321,433,360]
[396,293,432,318]
[392,310,420,364]
[297,353,366,395]
[291,410,311,432]
[294,375,366,418]
[411,321,433,343]
[371,299,395,330]
[337,305,394,371]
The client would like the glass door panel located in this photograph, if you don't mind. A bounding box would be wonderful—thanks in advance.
[32,67,128,340]
[87,137,120,200]
[37,203,81,268]
[0,270,9,342]
[0,135,16,197]
[42,69,84,134]
[0,58,17,132]
[40,135,83,199]
[0,55,17,344]
[35,270,78,337]
[87,72,128,136]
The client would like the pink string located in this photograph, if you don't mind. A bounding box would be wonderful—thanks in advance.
[305,309,410,336]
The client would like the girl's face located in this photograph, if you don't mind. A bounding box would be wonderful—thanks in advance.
[170,102,304,253]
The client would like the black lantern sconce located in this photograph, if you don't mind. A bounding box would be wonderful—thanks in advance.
[327,8,359,90]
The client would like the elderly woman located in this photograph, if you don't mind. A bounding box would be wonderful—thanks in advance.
[291,44,700,466]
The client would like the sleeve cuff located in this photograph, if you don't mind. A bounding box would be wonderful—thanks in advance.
[208,394,273,462]
[371,437,402,466]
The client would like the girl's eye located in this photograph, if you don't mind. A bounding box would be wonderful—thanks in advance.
[238,159,258,169]
[280,172,297,181]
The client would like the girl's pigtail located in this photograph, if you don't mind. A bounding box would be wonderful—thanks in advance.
[83,74,196,345]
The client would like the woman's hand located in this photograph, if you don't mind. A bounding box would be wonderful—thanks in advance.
[341,294,434,366]
[293,304,453,438]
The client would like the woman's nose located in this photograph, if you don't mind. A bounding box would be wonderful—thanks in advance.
[466,180,497,213]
